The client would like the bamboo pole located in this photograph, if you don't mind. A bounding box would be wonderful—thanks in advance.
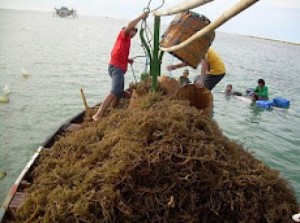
[80,88,89,110]
[154,0,213,16]
[160,0,259,52]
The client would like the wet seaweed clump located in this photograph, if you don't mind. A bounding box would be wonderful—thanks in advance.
[16,92,298,223]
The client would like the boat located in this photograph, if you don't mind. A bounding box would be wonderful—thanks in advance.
[53,6,78,18]
[1,0,298,221]
[0,80,295,223]
[0,80,214,222]
[0,109,84,222]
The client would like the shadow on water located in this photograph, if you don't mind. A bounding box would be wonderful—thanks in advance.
[246,103,265,123]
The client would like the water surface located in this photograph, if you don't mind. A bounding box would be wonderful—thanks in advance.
[0,9,299,204]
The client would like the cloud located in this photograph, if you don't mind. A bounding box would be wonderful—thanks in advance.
[0,0,299,43]
[267,0,300,9]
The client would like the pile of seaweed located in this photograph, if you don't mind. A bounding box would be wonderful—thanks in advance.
[16,92,298,223]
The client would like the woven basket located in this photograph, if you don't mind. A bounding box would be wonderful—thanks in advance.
[158,76,180,96]
[175,84,213,116]
[160,11,215,69]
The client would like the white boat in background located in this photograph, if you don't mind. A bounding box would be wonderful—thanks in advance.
[53,6,78,18]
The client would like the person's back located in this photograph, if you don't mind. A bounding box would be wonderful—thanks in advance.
[109,29,132,73]
[206,48,226,75]
[167,47,226,91]
[194,48,226,90]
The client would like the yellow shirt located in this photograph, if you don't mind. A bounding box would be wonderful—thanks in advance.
[206,48,226,75]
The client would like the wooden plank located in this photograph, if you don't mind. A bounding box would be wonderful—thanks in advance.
[8,192,26,210]
[1,147,42,213]
[0,208,5,223]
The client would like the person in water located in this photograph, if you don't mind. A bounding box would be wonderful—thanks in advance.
[225,84,242,96]
[179,69,191,86]
[252,79,268,101]
[167,47,226,91]
[92,12,149,121]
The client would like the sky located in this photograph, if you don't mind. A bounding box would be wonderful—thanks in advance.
[0,0,299,43]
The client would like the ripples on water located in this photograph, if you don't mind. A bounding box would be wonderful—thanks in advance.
[0,9,299,203]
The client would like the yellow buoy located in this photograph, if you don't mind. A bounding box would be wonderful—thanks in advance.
[22,69,29,78]
[3,85,10,95]
[0,171,7,180]
[0,95,9,103]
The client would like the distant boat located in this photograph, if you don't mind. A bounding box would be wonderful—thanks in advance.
[53,6,78,18]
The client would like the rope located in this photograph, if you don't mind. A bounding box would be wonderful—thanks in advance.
[130,63,138,83]
[145,0,165,13]
[140,19,152,50]
[140,0,165,52]
[130,0,166,82]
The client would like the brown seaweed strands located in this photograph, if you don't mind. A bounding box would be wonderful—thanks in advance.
[15,84,298,223]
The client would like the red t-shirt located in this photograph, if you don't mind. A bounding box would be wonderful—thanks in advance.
[109,30,131,73]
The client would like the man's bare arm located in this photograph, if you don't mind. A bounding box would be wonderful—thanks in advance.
[124,12,148,34]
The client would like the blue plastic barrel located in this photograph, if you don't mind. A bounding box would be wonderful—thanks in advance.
[256,100,273,109]
[273,97,290,108]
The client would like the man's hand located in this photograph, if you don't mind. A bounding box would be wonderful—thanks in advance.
[195,79,204,88]
[128,58,134,64]
[140,12,149,20]
[166,65,175,71]
[166,62,186,71]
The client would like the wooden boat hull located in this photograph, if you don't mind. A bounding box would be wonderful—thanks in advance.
[0,110,86,223]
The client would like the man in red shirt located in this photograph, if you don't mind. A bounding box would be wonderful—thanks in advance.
[93,12,148,121]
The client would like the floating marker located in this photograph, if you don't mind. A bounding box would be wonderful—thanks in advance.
[22,69,29,78]
[3,85,10,95]
[0,95,9,103]
[0,171,7,180]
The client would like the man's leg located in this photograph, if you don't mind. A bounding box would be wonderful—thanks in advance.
[258,96,268,101]
[123,90,131,99]
[203,74,225,90]
[111,97,120,108]
[92,93,117,121]
[111,68,127,109]
[92,65,124,121]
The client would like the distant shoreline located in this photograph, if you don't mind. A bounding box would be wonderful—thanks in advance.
[214,31,299,46]
[0,7,299,46]
[247,35,300,46]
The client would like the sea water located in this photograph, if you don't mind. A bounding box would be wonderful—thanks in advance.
[0,9,299,204]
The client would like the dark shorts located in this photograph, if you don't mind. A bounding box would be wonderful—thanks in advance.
[254,95,268,101]
[194,73,225,90]
[109,64,125,98]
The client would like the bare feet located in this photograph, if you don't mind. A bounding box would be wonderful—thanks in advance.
[92,93,116,122]
[92,114,99,122]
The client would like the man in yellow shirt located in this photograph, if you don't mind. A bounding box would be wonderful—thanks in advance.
[167,48,226,90]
